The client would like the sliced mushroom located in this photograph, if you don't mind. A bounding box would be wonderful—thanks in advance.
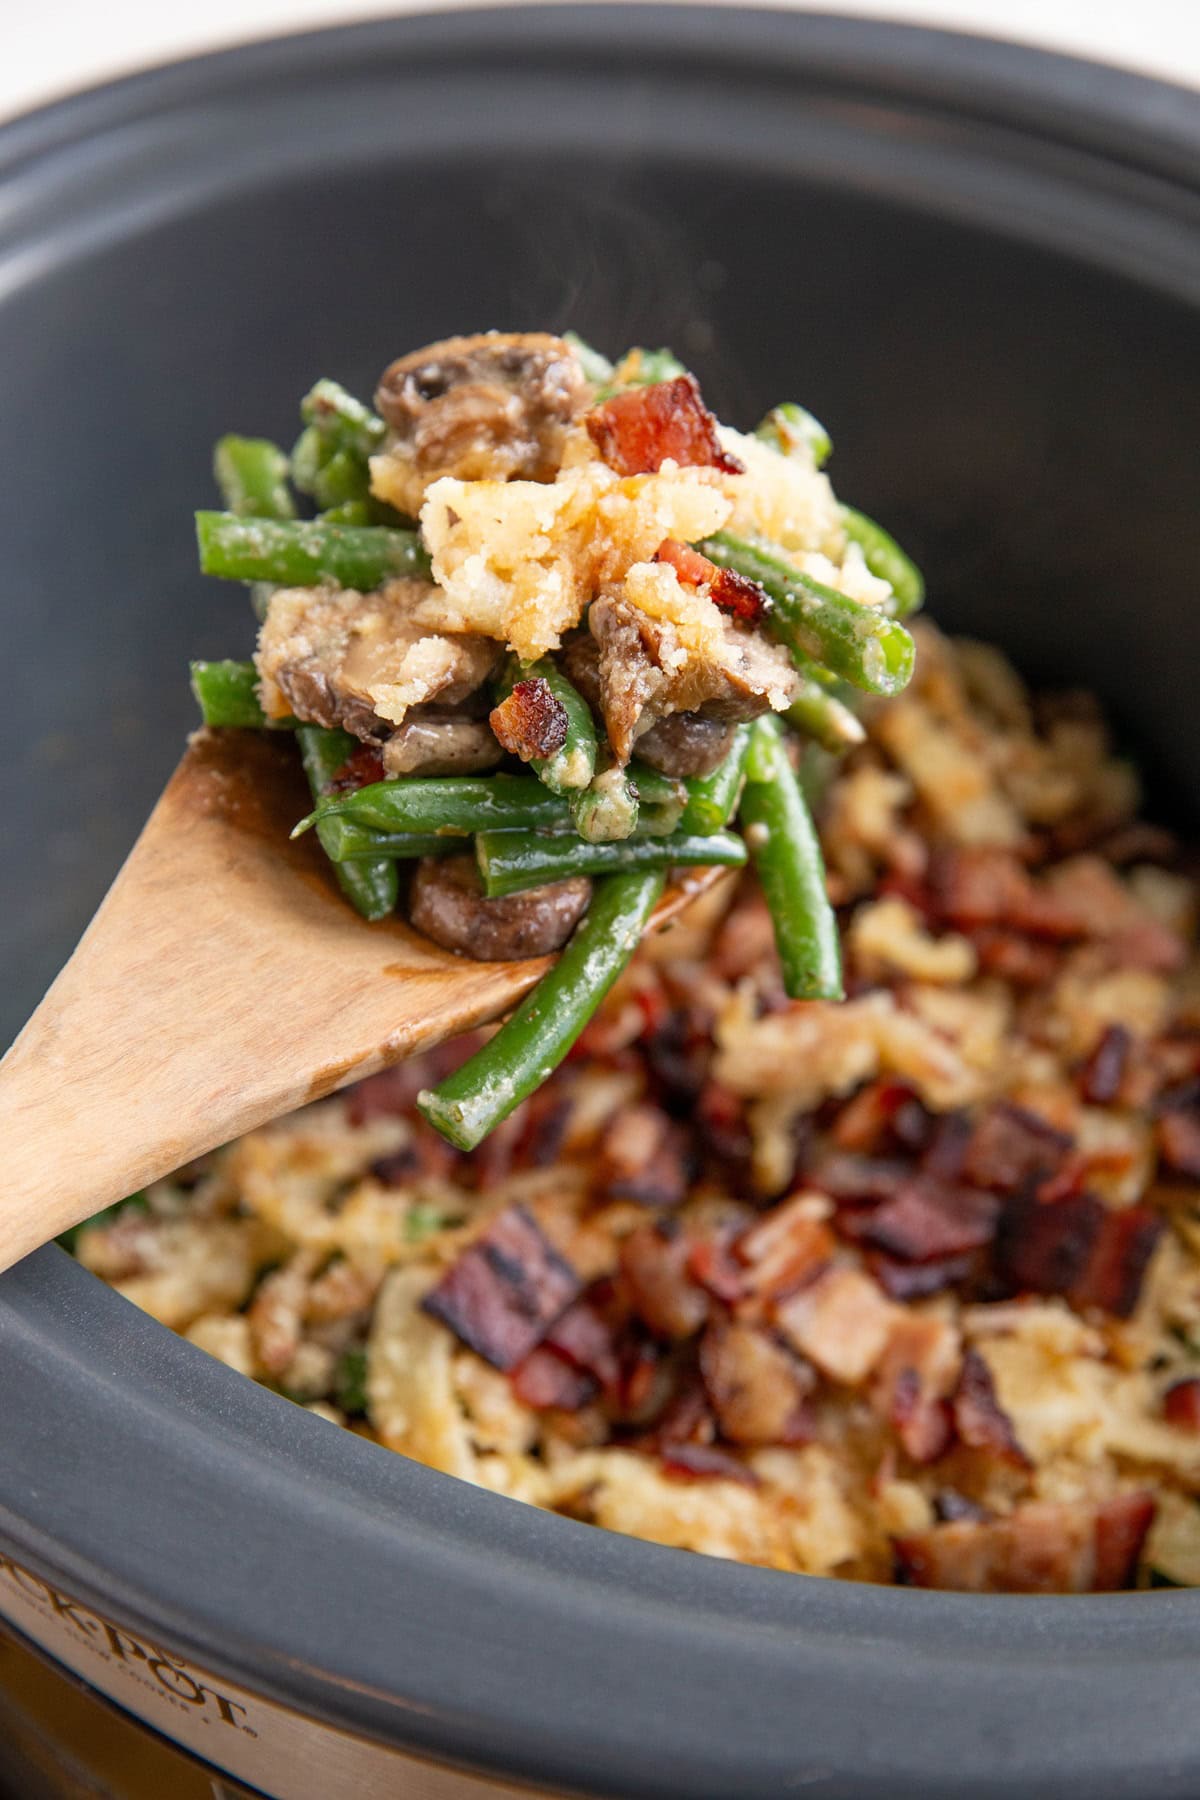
[372,332,589,514]
[381,710,504,776]
[255,580,500,738]
[409,855,591,961]
[589,594,796,764]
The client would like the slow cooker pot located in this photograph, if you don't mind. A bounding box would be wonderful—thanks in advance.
[2,10,1199,1797]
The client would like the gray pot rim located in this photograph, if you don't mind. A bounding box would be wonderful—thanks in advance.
[1,12,1199,1798]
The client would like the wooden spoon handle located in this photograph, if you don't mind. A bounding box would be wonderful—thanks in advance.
[0,731,731,1273]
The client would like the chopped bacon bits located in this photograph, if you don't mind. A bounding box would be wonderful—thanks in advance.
[654,538,718,587]
[952,1348,1028,1465]
[594,1103,692,1208]
[326,743,386,794]
[511,1346,597,1411]
[1091,1491,1157,1591]
[961,1103,1073,1195]
[775,1265,894,1386]
[736,1203,837,1304]
[584,375,744,476]
[543,1298,623,1400]
[659,1441,759,1486]
[654,536,768,622]
[894,1493,1155,1592]
[1163,1378,1200,1432]
[889,1365,954,1464]
[869,1251,976,1301]
[1158,1108,1200,1181]
[700,1321,816,1445]
[1079,1024,1132,1106]
[851,1179,1000,1263]
[997,1192,1163,1319]
[620,1222,710,1341]
[489,677,568,762]
[421,1203,582,1369]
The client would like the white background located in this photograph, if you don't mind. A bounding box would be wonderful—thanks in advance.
[4,0,1200,124]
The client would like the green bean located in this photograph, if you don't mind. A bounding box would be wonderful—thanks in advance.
[315,815,459,863]
[754,403,832,469]
[289,425,328,497]
[189,659,276,729]
[476,827,745,897]
[699,531,914,697]
[594,346,689,401]
[739,716,842,1001]
[494,656,597,793]
[296,773,570,840]
[295,726,398,922]
[562,331,614,386]
[213,436,296,520]
[678,725,752,834]
[196,512,430,589]
[841,505,925,617]
[418,870,666,1149]
[300,378,386,462]
[333,1347,369,1417]
[570,767,639,842]
[317,499,371,527]
[785,682,866,753]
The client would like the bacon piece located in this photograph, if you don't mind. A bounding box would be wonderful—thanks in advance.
[488,677,568,762]
[952,1348,1028,1465]
[736,1201,837,1304]
[996,1191,1163,1318]
[894,1493,1155,1592]
[687,1234,747,1306]
[930,848,1033,931]
[511,1347,597,1411]
[889,1367,954,1464]
[1092,1491,1158,1590]
[543,1297,623,1400]
[1158,1109,1200,1181]
[659,1442,759,1487]
[653,538,718,586]
[653,538,767,624]
[961,1103,1073,1195]
[850,1179,1000,1262]
[1070,1205,1164,1317]
[642,1370,714,1448]
[594,1103,692,1208]
[972,928,1062,988]
[326,742,387,794]
[421,1203,582,1369]
[873,1313,960,1464]
[919,1112,974,1182]
[775,1266,894,1385]
[584,375,744,477]
[809,1153,912,1205]
[620,1222,710,1340]
[869,1251,976,1301]
[1163,1378,1200,1432]
[696,1080,754,1180]
[831,1080,918,1154]
[700,1321,816,1445]
[1079,1024,1132,1105]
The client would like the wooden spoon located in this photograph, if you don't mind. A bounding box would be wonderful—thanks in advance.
[0,729,726,1273]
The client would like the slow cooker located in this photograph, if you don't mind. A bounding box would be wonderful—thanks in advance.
[2,9,1199,1796]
